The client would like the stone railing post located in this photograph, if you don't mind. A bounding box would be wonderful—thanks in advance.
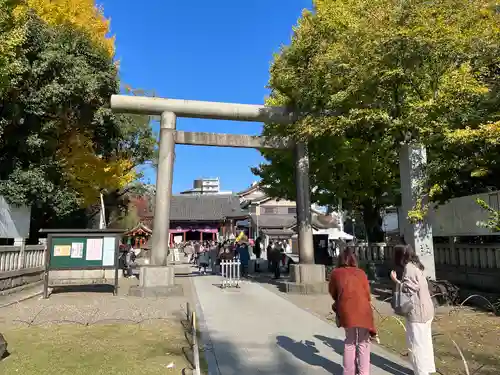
[14,237,25,270]
[39,238,47,267]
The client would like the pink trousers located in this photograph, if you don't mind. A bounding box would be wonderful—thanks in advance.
[344,327,371,375]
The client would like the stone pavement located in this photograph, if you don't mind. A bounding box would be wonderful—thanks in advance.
[193,275,413,375]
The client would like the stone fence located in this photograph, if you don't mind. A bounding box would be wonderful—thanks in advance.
[1,241,500,294]
[0,244,45,293]
[352,242,500,293]
[352,243,392,263]
[433,243,500,292]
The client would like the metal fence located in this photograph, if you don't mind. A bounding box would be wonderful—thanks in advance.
[186,303,201,375]
[220,259,241,288]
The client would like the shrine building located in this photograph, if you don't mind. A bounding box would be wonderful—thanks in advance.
[132,194,248,246]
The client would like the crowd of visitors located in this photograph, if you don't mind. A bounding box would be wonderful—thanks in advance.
[178,239,253,277]
[175,236,296,279]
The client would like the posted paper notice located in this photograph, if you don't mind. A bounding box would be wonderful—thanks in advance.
[86,238,103,261]
[70,242,84,258]
[54,245,71,257]
[102,237,116,266]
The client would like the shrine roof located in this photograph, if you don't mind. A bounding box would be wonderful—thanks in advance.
[124,222,152,236]
[249,214,297,229]
[170,194,248,221]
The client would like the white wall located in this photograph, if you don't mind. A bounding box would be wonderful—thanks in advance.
[394,191,500,237]
[0,196,31,238]
[427,191,500,236]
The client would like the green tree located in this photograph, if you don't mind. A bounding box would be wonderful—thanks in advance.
[0,0,23,96]
[476,198,500,232]
[0,12,154,239]
[254,0,500,240]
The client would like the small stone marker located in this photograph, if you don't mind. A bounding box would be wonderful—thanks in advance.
[0,332,8,359]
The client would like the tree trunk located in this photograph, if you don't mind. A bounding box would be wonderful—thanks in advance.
[362,203,384,243]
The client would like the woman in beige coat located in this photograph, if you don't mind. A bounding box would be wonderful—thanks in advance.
[390,244,436,375]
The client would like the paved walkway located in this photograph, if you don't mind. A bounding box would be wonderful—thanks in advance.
[193,275,413,375]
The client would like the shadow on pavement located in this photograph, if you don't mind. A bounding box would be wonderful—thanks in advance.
[276,336,344,374]
[314,335,413,375]
[206,337,322,375]
[246,272,291,292]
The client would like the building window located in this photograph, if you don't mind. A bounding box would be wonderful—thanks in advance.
[287,207,297,214]
[262,207,278,214]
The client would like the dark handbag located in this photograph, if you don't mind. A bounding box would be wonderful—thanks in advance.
[392,283,414,316]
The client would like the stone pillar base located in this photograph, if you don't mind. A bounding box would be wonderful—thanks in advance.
[128,266,183,297]
[280,264,328,295]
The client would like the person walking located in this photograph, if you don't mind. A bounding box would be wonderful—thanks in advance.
[253,236,262,272]
[328,247,377,375]
[197,248,210,275]
[270,244,282,279]
[266,241,274,272]
[184,241,194,264]
[390,244,436,375]
[209,241,218,274]
[193,241,201,265]
[236,242,250,277]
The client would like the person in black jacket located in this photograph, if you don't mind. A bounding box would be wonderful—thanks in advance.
[254,237,262,272]
[266,241,273,272]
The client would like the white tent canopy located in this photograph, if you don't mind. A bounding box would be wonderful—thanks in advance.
[314,227,354,240]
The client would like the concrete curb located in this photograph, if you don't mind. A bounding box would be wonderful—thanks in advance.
[192,278,221,375]
[0,288,43,309]
[0,280,44,297]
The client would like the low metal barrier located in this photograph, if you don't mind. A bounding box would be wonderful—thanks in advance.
[220,259,241,288]
[186,303,201,375]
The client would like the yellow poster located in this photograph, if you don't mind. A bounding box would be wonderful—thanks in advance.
[54,245,71,257]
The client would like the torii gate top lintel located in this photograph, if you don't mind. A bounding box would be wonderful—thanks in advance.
[110,94,297,125]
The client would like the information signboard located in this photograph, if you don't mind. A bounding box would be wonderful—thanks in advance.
[40,229,123,298]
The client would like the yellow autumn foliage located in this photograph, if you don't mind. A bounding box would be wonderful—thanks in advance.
[445,122,500,146]
[0,2,24,94]
[57,132,137,207]
[14,0,114,56]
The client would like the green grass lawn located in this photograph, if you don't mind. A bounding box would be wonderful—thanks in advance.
[0,322,193,375]
[374,311,500,375]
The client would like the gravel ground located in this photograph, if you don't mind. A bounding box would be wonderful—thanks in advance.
[0,270,197,328]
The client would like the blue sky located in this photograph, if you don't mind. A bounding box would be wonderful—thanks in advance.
[100,0,311,194]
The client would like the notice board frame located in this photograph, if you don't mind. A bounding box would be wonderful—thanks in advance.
[40,228,124,299]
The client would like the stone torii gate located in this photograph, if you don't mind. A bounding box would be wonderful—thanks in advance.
[111,94,330,296]
[111,95,436,296]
